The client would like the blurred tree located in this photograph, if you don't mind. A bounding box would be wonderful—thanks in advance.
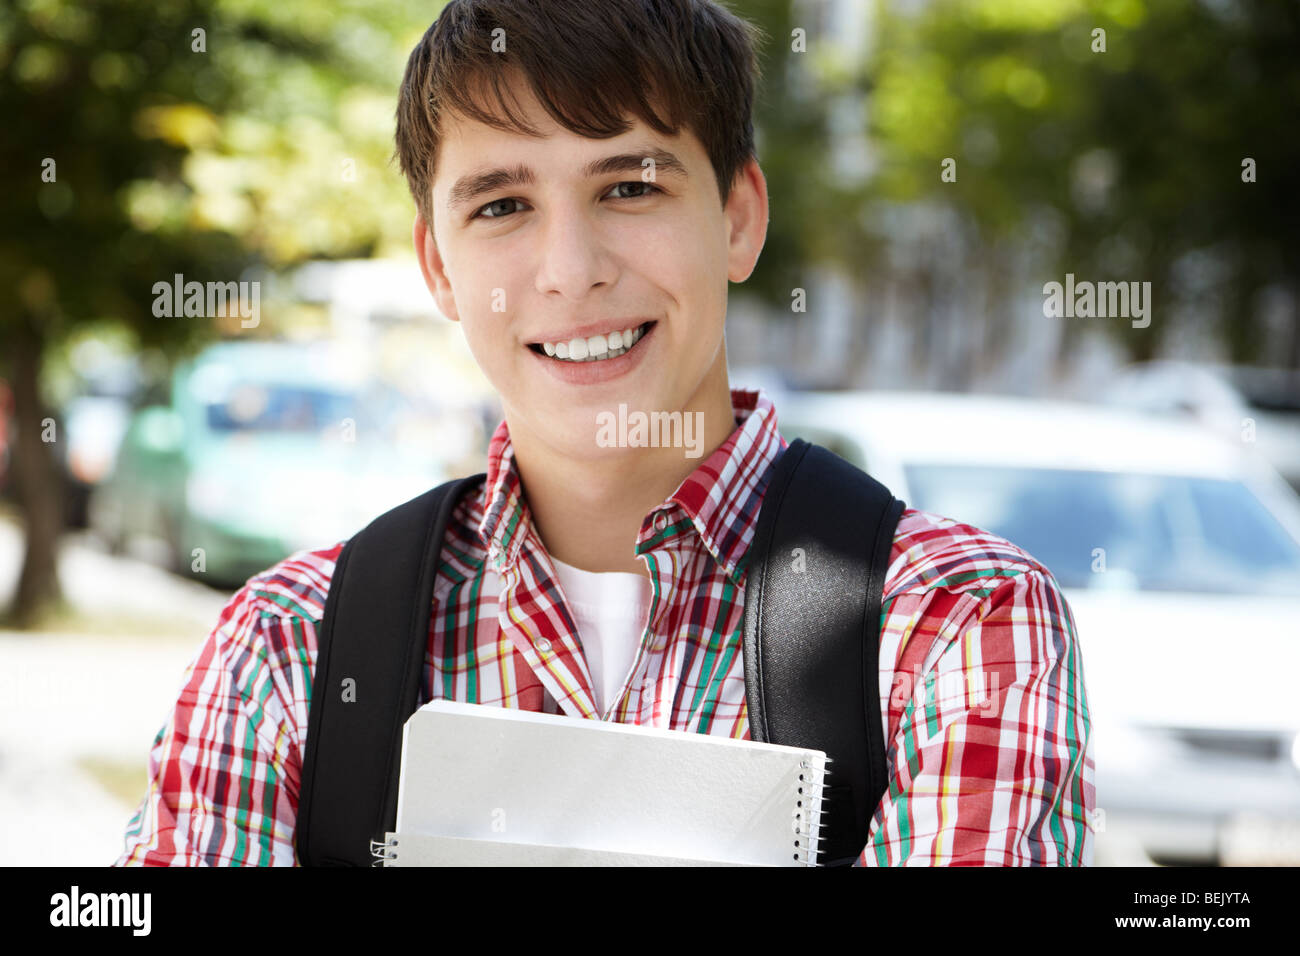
[0,0,433,626]
[855,0,1300,376]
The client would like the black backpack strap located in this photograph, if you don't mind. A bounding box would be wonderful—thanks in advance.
[743,438,905,867]
[295,473,486,866]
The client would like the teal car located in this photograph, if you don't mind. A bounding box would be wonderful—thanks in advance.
[91,341,450,587]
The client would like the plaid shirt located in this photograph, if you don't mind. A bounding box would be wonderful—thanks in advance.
[113,387,1095,866]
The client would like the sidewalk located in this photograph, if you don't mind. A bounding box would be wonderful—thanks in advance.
[0,516,230,865]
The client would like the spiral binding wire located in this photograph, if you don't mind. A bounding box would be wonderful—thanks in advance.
[813,755,857,867]
[792,755,829,866]
[370,836,399,866]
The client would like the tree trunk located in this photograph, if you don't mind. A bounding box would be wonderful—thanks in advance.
[5,322,64,628]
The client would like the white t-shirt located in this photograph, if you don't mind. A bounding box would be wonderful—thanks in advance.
[548,555,653,715]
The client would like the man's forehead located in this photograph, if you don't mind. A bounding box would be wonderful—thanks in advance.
[432,108,704,203]
[431,113,707,227]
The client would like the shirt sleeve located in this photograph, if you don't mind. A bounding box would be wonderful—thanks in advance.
[860,568,1096,866]
[111,583,311,866]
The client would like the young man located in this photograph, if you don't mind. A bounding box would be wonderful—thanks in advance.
[114,0,1094,866]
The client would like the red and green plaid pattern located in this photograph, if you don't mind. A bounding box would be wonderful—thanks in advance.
[113,388,1095,866]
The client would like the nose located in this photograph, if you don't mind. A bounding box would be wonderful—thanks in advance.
[533,202,618,300]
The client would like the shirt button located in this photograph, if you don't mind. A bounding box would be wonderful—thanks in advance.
[654,513,667,532]
[535,638,552,655]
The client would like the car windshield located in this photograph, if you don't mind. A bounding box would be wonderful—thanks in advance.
[205,383,358,433]
[903,465,1300,596]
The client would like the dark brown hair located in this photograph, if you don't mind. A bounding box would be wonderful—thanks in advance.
[395,0,765,227]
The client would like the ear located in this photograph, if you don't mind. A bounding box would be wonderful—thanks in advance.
[724,156,769,284]
[413,212,460,322]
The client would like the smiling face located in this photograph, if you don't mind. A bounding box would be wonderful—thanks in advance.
[413,74,768,463]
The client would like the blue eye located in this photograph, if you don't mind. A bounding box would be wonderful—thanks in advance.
[472,182,663,221]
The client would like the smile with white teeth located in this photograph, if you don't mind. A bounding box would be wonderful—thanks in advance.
[532,322,652,362]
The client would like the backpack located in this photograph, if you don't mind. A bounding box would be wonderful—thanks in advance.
[295,438,905,867]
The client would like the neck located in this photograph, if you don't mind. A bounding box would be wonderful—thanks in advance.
[507,378,737,578]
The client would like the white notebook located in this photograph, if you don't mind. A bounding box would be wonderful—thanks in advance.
[375,698,827,866]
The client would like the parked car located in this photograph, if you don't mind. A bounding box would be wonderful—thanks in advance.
[1101,359,1300,494]
[778,389,1300,866]
[90,341,452,587]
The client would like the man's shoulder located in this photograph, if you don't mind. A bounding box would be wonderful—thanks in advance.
[887,505,1059,601]
[228,540,348,625]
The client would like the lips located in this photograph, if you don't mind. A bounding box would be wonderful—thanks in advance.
[527,317,657,384]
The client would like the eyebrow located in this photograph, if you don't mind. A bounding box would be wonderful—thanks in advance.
[446,145,689,214]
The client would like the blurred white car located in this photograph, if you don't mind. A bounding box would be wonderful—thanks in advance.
[1101,359,1300,493]
[778,390,1300,866]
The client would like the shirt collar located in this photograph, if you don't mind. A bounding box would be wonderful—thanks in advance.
[478,387,787,588]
